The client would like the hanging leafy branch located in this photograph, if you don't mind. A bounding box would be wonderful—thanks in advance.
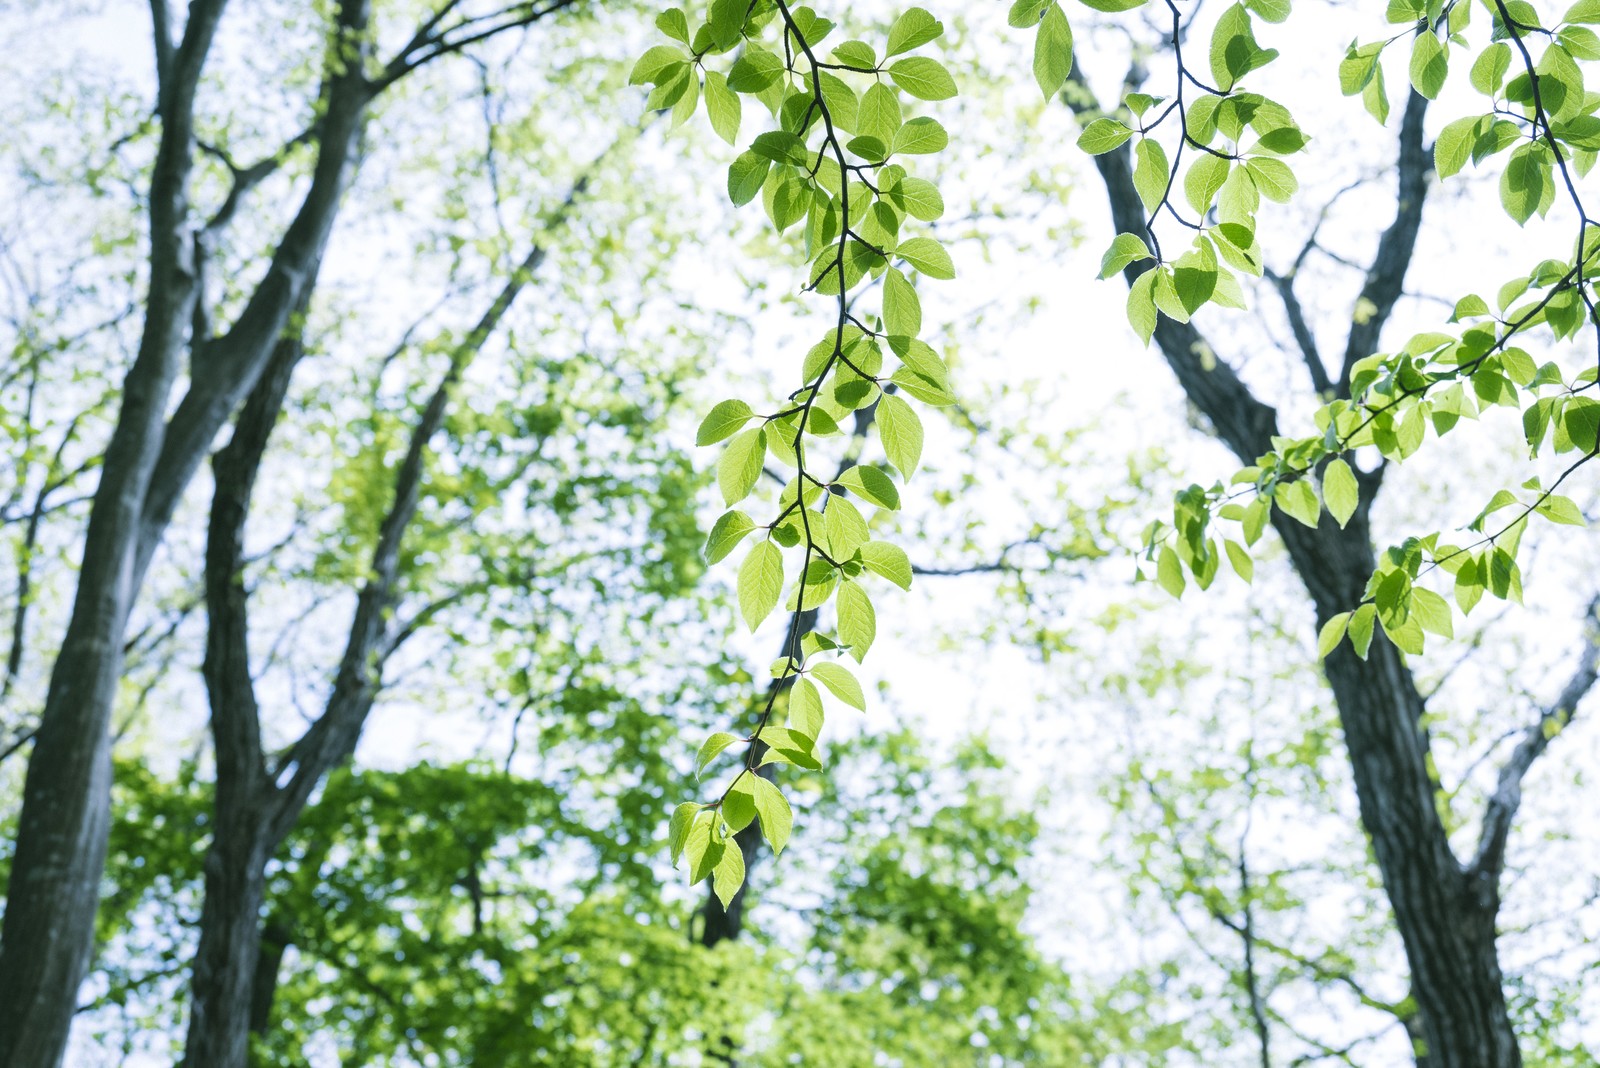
[1017,0,1600,662]
[631,1,959,902]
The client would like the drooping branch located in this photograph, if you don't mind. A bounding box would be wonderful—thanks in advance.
[1470,596,1600,883]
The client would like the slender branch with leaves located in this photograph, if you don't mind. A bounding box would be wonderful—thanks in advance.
[632,1,959,902]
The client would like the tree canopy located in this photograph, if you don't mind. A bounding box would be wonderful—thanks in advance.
[2,1,1599,1067]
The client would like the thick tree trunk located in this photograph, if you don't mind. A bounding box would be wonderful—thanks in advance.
[0,5,224,1056]
[0,4,367,1062]
[1279,517,1518,1068]
[1073,71,1522,1066]
[180,813,273,1068]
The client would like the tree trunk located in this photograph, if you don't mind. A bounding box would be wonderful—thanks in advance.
[0,2,367,1059]
[1279,516,1518,1067]
[180,810,273,1068]
[1073,71,1523,1066]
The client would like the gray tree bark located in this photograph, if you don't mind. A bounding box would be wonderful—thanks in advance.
[1071,65,1600,1065]
[0,2,369,1062]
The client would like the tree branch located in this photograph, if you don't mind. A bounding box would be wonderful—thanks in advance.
[1064,65,1281,465]
[264,170,591,841]
[1338,90,1431,397]
[1265,265,1332,396]
[1470,595,1600,883]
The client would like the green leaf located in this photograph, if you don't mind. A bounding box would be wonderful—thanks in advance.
[1210,3,1277,91]
[1471,41,1512,92]
[837,579,877,661]
[727,152,770,206]
[631,45,688,85]
[697,732,740,777]
[656,8,690,43]
[706,0,746,50]
[1434,114,1483,178]
[897,236,955,279]
[789,677,825,741]
[738,540,784,630]
[887,7,944,55]
[1127,270,1158,345]
[718,427,766,505]
[832,40,877,68]
[1274,478,1321,527]
[1156,545,1185,597]
[722,777,758,832]
[1408,32,1448,99]
[704,71,741,144]
[751,777,793,856]
[686,821,719,882]
[882,266,922,337]
[1410,587,1454,639]
[1010,0,1051,27]
[1033,3,1075,99]
[697,398,756,445]
[892,176,945,220]
[1339,43,1382,95]
[1501,144,1555,225]
[1568,0,1600,23]
[1184,153,1230,215]
[859,82,902,147]
[889,57,957,100]
[1348,602,1378,658]
[711,838,745,907]
[727,47,784,92]
[1252,125,1307,154]
[1225,539,1254,582]
[1133,138,1170,213]
[706,510,758,563]
[825,497,870,559]
[1322,458,1360,527]
[1078,0,1149,10]
[837,466,902,510]
[668,802,702,864]
[1362,61,1391,124]
[1244,157,1296,201]
[893,117,949,154]
[810,662,867,710]
[1076,117,1134,154]
[1534,494,1587,525]
[1100,233,1153,279]
[859,540,913,589]
[1317,611,1351,658]
[877,393,925,479]
[750,130,807,165]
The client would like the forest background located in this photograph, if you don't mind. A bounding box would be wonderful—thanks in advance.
[2,0,1600,1066]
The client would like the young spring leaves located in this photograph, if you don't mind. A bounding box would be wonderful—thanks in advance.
[635,1,957,904]
[1022,0,1598,664]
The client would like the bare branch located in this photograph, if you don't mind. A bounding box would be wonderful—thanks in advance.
[372,0,583,95]
[1471,596,1600,882]
[1265,266,1331,396]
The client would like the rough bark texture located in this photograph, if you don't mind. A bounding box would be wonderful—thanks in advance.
[0,5,226,1061]
[1075,71,1533,1066]
[0,2,369,1062]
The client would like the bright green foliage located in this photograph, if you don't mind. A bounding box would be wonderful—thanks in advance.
[636,0,959,900]
[1014,0,1600,663]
